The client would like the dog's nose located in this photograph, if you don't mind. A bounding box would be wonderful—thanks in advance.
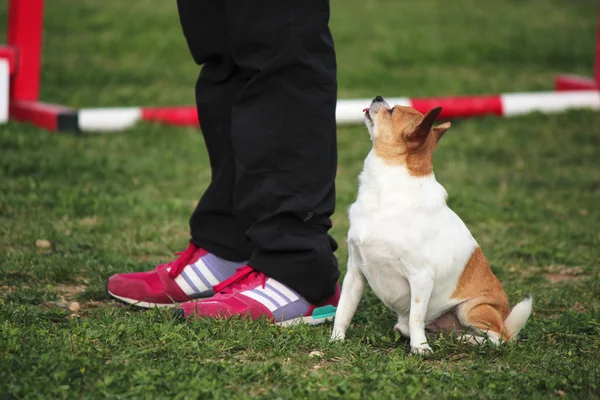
[375,96,384,102]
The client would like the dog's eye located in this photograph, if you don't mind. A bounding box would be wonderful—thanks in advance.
[388,107,394,114]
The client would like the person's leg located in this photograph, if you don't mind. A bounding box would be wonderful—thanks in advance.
[176,0,341,323]
[187,61,254,262]
[178,0,253,262]
[225,0,340,305]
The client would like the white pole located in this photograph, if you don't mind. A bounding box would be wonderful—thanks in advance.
[78,108,141,132]
[501,91,600,116]
[0,59,9,124]
[335,97,411,125]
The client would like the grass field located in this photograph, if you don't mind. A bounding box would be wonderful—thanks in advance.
[1,0,600,398]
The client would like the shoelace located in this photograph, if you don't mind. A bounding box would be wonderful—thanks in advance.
[212,265,267,295]
[168,243,199,278]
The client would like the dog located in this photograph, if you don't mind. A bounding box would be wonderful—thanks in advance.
[330,96,532,354]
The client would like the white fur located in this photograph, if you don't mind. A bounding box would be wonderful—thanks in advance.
[504,297,533,338]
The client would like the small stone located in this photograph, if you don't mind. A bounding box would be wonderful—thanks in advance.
[69,302,81,312]
[36,239,51,248]
[309,351,324,358]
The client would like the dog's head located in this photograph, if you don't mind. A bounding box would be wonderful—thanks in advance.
[364,96,451,176]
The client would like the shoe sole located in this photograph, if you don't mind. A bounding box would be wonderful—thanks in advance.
[276,305,338,327]
[174,305,337,325]
[107,290,180,309]
[276,315,335,327]
[107,292,338,325]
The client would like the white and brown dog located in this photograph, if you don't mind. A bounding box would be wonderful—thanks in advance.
[331,97,532,354]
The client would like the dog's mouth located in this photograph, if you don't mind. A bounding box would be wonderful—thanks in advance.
[365,97,389,117]
[363,108,372,122]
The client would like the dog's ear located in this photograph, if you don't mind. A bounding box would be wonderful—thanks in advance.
[404,107,442,147]
[417,107,442,136]
[433,121,451,143]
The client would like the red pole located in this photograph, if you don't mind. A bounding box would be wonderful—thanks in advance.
[7,0,44,101]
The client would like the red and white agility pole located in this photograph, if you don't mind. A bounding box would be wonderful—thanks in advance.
[0,0,78,131]
[75,90,600,132]
[1,0,599,133]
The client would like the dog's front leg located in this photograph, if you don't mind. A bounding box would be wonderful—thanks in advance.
[408,272,434,354]
[331,242,366,341]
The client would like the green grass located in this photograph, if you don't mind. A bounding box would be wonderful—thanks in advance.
[1,0,600,398]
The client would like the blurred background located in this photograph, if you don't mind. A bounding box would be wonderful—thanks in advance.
[1,0,597,106]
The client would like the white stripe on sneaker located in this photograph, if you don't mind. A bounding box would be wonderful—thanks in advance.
[242,290,278,311]
[174,274,196,296]
[256,287,288,307]
[181,266,210,293]
[195,260,219,286]
[267,279,299,302]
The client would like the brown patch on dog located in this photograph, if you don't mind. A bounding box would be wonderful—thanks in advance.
[372,105,450,176]
[451,248,507,304]
[452,247,512,339]
[464,303,507,338]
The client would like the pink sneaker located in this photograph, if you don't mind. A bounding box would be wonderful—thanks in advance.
[177,265,340,326]
[107,243,246,308]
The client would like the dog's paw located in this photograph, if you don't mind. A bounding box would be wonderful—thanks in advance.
[410,344,432,355]
[329,332,345,342]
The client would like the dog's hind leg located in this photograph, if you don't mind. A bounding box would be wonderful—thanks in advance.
[394,315,410,337]
[460,333,500,346]
[457,301,508,343]
[331,241,366,341]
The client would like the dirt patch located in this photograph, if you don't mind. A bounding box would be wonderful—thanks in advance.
[43,284,98,314]
[573,302,588,313]
[54,283,87,300]
[508,265,588,283]
[1,285,18,293]
[79,216,101,226]
[532,301,588,318]
[543,266,585,283]
[44,290,110,316]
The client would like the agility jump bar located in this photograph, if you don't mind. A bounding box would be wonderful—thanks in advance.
[3,0,600,133]
[49,90,600,133]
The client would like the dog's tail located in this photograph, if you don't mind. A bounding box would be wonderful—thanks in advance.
[504,297,533,340]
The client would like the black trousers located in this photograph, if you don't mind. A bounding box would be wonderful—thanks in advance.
[177,0,340,304]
